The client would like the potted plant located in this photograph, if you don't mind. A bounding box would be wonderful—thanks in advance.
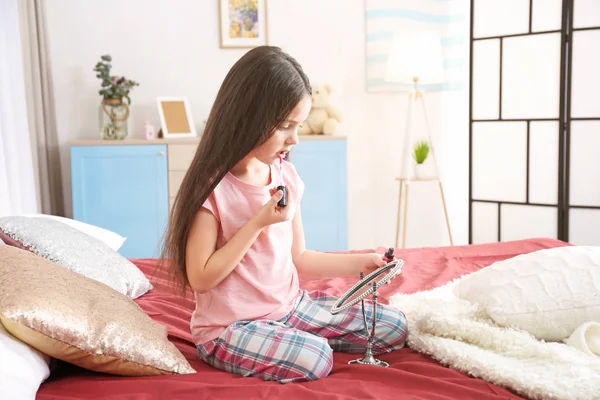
[94,55,139,140]
[412,140,430,179]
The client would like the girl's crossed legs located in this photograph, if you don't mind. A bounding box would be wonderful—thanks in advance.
[198,290,408,383]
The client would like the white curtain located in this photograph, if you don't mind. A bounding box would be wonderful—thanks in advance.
[19,0,64,216]
[0,0,39,217]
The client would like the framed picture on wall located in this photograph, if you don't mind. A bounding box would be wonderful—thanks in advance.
[219,0,268,48]
[156,97,197,138]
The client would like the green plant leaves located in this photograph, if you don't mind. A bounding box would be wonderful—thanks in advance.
[412,140,430,164]
[93,55,139,101]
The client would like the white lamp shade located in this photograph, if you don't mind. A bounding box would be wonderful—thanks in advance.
[385,30,445,84]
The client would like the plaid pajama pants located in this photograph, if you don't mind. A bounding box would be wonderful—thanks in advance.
[197,290,408,383]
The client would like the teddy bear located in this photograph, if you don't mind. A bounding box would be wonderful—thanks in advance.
[298,84,343,135]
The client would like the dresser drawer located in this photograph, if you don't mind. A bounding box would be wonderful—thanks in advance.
[167,144,197,171]
[168,170,186,197]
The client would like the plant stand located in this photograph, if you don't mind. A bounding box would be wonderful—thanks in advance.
[395,80,453,248]
[395,177,453,248]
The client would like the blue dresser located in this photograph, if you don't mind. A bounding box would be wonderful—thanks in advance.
[71,144,169,258]
[70,137,348,258]
[291,140,348,253]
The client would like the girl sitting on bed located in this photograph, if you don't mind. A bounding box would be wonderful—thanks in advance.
[161,46,407,384]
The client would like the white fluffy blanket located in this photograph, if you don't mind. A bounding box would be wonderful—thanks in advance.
[388,280,600,400]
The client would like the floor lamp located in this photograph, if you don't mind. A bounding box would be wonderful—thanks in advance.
[385,30,454,248]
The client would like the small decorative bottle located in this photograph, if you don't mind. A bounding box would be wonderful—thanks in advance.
[143,121,156,140]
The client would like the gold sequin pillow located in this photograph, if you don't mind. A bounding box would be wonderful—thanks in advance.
[0,216,152,299]
[0,246,196,376]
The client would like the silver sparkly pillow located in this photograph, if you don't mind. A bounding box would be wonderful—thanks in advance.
[0,216,152,299]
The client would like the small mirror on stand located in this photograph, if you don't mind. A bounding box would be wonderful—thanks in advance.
[330,259,404,367]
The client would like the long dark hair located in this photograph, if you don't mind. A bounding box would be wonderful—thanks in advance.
[160,46,312,292]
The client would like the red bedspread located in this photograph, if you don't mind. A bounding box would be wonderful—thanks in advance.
[36,238,568,400]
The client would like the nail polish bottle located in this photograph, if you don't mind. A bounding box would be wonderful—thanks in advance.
[277,185,287,207]
[278,155,287,207]
[383,247,395,263]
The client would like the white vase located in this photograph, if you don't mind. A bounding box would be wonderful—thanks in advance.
[414,163,426,179]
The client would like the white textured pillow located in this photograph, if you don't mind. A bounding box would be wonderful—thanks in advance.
[20,214,126,251]
[0,322,51,400]
[0,216,152,299]
[453,246,600,341]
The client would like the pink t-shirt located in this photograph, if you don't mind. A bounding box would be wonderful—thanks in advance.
[190,160,305,346]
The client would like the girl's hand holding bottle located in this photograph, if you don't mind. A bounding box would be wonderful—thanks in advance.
[360,248,399,282]
[361,253,390,276]
[253,187,296,228]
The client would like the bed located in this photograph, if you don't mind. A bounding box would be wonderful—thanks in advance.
[35,237,570,400]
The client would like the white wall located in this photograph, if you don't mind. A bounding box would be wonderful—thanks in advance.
[42,0,470,250]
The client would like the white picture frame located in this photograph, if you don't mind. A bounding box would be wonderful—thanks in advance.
[219,0,268,48]
[156,97,197,138]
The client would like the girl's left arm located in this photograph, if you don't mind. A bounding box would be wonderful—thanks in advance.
[291,207,387,278]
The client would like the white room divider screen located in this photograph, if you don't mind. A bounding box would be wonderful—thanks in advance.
[469,0,600,245]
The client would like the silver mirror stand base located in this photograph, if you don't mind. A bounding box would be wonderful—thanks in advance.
[349,273,389,368]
